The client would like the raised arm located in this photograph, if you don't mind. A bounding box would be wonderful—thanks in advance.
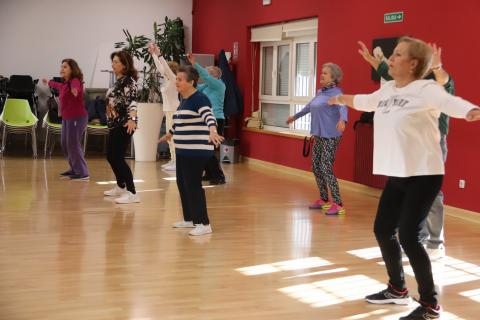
[430,43,450,86]
[358,41,381,71]
[152,55,176,82]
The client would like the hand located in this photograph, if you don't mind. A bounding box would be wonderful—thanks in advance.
[466,109,480,122]
[357,41,378,64]
[124,120,136,134]
[286,116,295,124]
[42,78,49,85]
[71,88,78,97]
[208,130,224,147]
[159,132,172,143]
[429,43,442,69]
[336,120,346,132]
[148,43,160,56]
[186,53,196,65]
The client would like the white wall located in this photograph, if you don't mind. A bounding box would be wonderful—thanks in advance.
[0,0,192,89]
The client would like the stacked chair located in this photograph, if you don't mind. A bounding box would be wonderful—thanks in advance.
[0,98,38,158]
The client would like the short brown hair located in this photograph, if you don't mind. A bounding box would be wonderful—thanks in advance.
[62,58,83,82]
[167,61,179,75]
[177,65,199,87]
[110,51,138,81]
[398,36,432,79]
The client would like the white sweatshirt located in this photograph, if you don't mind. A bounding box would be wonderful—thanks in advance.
[152,55,180,112]
[353,80,478,177]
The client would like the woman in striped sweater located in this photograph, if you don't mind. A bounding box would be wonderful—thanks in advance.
[159,66,224,236]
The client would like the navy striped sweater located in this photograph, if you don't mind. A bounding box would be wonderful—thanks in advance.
[169,90,217,157]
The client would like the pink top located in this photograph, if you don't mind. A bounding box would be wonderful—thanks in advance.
[48,78,87,120]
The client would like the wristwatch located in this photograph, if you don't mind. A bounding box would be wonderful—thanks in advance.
[129,116,137,121]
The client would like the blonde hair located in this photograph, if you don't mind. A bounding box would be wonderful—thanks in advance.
[398,36,432,79]
[206,66,222,79]
[167,61,179,74]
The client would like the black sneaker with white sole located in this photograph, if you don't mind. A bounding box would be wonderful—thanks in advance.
[69,174,90,180]
[365,284,410,305]
[60,170,74,176]
[399,304,441,319]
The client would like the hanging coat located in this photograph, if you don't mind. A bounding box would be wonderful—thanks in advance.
[218,50,243,117]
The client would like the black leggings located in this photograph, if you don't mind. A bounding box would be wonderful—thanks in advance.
[106,126,136,194]
[374,175,443,306]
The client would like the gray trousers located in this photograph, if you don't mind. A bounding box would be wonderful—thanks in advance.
[419,135,447,249]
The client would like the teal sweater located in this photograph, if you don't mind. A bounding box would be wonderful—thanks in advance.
[194,63,226,119]
[377,61,455,135]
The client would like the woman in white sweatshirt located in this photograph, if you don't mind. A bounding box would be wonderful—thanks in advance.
[148,43,180,171]
[329,36,480,320]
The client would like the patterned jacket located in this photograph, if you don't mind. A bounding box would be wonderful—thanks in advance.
[106,76,137,128]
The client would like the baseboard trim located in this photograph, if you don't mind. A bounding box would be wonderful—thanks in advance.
[243,157,480,224]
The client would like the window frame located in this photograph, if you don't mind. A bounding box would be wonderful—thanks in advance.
[258,36,317,134]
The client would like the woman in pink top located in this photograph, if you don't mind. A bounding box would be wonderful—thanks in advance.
[43,59,89,180]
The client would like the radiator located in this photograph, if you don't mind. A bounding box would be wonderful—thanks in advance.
[354,123,387,189]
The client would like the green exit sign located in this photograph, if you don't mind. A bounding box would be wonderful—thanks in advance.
[384,12,404,23]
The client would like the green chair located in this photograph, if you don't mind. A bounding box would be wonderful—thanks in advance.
[83,123,109,155]
[0,98,38,158]
[42,112,62,158]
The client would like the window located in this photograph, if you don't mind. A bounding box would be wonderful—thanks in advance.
[259,39,317,133]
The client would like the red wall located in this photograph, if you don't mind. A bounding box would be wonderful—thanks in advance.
[192,0,480,212]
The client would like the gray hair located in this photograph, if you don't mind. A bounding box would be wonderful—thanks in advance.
[322,62,343,84]
[206,66,222,79]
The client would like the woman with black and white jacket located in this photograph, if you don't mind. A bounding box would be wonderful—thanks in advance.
[329,36,480,320]
[103,51,139,204]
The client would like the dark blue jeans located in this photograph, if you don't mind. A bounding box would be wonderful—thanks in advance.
[374,175,443,306]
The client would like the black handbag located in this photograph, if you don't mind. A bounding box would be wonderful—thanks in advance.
[302,136,314,157]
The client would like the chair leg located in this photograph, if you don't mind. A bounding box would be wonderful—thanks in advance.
[32,126,37,159]
[44,127,49,158]
[1,126,6,157]
[50,136,56,157]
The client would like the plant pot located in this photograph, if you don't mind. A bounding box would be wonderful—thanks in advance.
[133,102,163,161]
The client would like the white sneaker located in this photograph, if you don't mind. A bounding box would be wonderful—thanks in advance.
[172,220,195,228]
[104,185,128,197]
[161,161,173,168]
[114,191,140,204]
[163,163,176,171]
[426,245,445,260]
[189,224,212,236]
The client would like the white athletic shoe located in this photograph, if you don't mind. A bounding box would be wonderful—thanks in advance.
[189,224,212,236]
[426,245,446,260]
[104,185,128,197]
[114,191,140,204]
[163,163,176,171]
[161,161,173,168]
[172,220,195,228]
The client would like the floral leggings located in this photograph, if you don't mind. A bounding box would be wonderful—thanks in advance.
[312,136,343,205]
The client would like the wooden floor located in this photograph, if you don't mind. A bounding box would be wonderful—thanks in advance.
[1,156,480,320]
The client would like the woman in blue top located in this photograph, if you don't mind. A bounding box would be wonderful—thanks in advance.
[187,53,227,185]
[287,62,348,215]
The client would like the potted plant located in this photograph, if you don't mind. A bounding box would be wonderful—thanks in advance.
[114,16,185,161]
